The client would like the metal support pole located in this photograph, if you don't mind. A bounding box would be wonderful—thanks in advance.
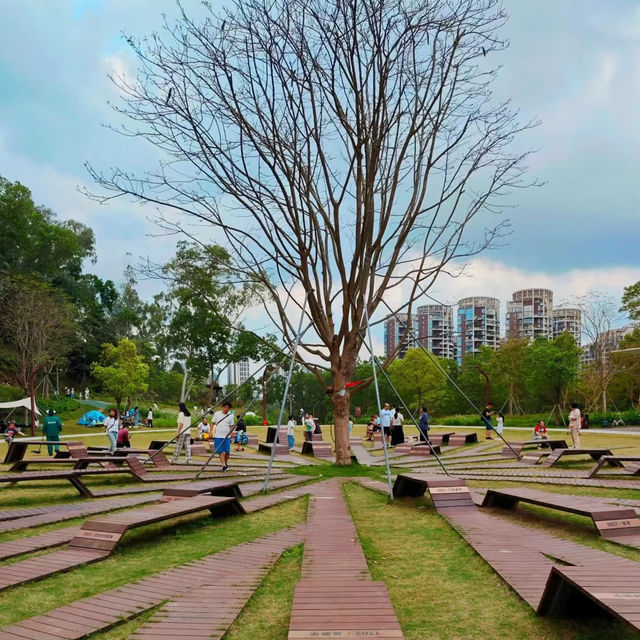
[263,292,310,493]
[379,298,522,461]
[358,333,449,477]
[364,304,394,499]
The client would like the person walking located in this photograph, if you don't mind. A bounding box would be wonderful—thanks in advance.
[380,402,393,445]
[84,388,90,400]
[568,403,581,449]
[103,409,119,453]
[42,409,63,455]
[146,407,153,428]
[481,402,494,440]
[287,415,296,450]
[418,406,430,442]
[212,401,234,471]
[172,403,192,463]
[391,408,405,446]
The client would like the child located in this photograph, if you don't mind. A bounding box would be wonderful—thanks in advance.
[496,412,504,436]
[3,421,24,443]
[198,417,211,440]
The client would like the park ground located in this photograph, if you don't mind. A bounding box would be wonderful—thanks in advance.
[1,421,639,639]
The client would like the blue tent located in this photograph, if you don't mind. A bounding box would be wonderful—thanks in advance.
[78,410,106,426]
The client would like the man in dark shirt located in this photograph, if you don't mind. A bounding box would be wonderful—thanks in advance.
[418,406,430,442]
[481,403,494,440]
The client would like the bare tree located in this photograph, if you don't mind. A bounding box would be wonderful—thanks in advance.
[579,293,624,413]
[87,0,534,464]
[0,277,75,434]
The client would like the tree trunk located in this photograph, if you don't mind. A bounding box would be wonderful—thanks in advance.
[29,374,36,436]
[179,365,189,403]
[331,390,351,466]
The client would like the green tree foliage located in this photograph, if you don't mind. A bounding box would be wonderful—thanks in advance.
[91,338,149,408]
[0,276,76,432]
[0,177,95,281]
[611,328,640,408]
[525,333,581,422]
[388,349,445,413]
[159,241,274,402]
[620,281,640,321]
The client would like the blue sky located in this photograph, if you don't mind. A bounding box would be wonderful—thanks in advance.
[1,0,639,341]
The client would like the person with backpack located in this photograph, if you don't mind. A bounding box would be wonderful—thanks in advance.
[42,409,63,455]
[212,401,234,471]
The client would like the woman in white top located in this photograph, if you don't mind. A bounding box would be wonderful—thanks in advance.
[568,402,581,449]
[103,409,120,453]
[172,402,192,463]
[390,409,404,446]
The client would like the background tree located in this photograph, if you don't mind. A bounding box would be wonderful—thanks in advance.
[579,293,620,413]
[387,349,443,412]
[91,338,149,409]
[525,333,580,424]
[620,281,640,322]
[0,276,75,433]
[492,338,529,414]
[153,241,272,403]
[89,0,534,463]
[611,328,640,409]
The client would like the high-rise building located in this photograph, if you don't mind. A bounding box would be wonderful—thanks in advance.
[229,358,251,386]
[552,307,582,345]
[505,288,553,340]
[384,313,418,359]
[581,326,633,365]
[457,297,500,361]
[416,304,456,359]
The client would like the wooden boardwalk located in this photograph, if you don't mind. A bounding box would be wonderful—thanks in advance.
[482,487,640,547]
[394,473,640,631]
[0,526,305,640]
[288,480,404,639]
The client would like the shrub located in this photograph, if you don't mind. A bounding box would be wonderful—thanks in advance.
[0,385,23,403]
[36,396,80,414]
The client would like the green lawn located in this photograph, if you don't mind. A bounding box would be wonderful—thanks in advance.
[0,431,640,638]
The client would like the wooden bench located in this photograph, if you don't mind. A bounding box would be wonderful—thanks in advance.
[162,479,244,499]
[301,440,333,460]
[393,473,475,513]
[519,451,549,465]
[427,432,455,446]
[448,432,478,447]
[8,443,134,471]
[588,456,640,478]
[538,564,640,632]
[501,439,568,458]
[3,440,82,464]
[481,487,640,545]
[407,442,442,457]
[258,426,290,455]
[0,494,246,592]
[542,448,620,468]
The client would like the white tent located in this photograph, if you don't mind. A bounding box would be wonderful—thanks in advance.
[0,398,42,415]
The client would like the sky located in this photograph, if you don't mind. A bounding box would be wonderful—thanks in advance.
[1,0,639,352]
